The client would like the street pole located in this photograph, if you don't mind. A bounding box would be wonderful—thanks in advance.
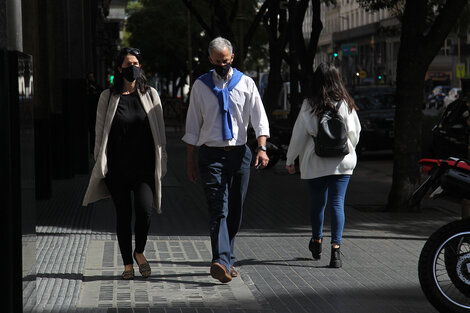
[458,35,461,89]
[187,8,193,87]
[463,96,470,218]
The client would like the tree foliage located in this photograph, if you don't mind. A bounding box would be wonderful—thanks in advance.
[181,0,269,73]
[125,0,191,96]
[125,0,269,96]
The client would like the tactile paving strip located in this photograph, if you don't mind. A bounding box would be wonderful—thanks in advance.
[78,239,264,310]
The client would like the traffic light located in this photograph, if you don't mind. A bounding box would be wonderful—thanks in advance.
[377,74,382,80]
[109,74,114,85]
[333,52,338,58]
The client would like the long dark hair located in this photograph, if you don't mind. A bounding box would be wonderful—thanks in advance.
[111,47,150,95]
[308,63,357,115]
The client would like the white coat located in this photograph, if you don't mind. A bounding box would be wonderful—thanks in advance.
[82,87,167,212]
[286,99,361,179]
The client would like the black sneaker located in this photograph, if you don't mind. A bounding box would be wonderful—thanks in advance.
[329,246,342,268]
[308,238,322,259]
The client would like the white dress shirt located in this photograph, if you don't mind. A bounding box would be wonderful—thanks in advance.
[286,99,361,179]
[182,68,270,147]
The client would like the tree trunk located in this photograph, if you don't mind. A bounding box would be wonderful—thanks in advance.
[387,61,426,211]
[289,0,322,122]
[387,0,468,211]
[263,0,287,117]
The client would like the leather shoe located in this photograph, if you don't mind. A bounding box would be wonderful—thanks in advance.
[210,262,232,283]
[230,266,238,278]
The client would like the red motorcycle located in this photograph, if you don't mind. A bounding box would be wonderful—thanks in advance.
[409,157,470,312]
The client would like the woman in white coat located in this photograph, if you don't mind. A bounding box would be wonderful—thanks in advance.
[286,63,360,268]
[83,48,167,279]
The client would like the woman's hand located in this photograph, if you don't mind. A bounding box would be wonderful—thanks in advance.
[286,164,296,174]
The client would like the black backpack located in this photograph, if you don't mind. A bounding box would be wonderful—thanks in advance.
[312,102,349,157]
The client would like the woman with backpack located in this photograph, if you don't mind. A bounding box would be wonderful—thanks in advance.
[82,48,167,279]
[285,63,361,268]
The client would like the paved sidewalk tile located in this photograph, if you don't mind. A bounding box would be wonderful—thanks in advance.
[79,239,269,312]
[235,232,438,313]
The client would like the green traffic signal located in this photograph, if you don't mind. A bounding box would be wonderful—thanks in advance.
[110,75,114,85]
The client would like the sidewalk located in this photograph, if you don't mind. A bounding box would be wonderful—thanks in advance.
[23,131,461,313]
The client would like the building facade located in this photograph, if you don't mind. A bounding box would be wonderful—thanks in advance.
[303,0,468,89]
[1,0,126,310]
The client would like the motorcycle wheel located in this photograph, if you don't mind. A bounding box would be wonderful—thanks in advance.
[418,219,470,313]
[445,232,470,297]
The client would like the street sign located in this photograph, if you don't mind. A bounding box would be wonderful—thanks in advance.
[456,64,465,78]
[359,70,367,79]
[341,43,358,56]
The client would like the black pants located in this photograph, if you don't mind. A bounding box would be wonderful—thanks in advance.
[105,171,154,265]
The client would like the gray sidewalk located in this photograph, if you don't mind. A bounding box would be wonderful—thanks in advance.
[23,131,461,313]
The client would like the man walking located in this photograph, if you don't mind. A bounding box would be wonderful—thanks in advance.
[182,37,270,283]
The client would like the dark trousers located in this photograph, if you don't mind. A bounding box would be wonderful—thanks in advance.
[198,145,252,271]
[105,171,154,265]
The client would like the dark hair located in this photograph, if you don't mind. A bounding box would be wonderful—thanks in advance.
[308,63,357,115]
[111,47,150,95]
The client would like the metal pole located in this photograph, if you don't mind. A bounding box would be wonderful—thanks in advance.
[458,36,461,89]
[187,8,193,86]
[462,97,470,218]
[6,0,23,51]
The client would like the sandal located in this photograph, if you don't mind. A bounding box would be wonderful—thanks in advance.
[121,268,135,280]
[133,251,151,278]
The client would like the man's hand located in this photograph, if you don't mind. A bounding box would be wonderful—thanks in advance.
[187,144,198,182]
[254,135,269,169]
[187,161,198,182]
[254,150,269,169]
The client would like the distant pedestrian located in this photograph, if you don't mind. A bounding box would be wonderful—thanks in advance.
[82,47,167,280]
[285,63,361,268]
[182,37,270,283]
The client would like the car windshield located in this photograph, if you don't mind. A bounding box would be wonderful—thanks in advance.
[353,93,396,110]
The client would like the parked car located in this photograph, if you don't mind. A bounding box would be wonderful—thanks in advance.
[443,87,461,108]
[349,87,396,155]
[427,85,451,109]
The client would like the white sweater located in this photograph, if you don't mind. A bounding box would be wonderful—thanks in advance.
[286,99,361,179]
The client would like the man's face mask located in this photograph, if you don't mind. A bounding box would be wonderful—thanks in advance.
[121,65,141,82]
[214,63,231,77]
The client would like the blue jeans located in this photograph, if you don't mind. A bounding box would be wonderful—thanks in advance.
[198,145,252,271]
[307,175,350,245]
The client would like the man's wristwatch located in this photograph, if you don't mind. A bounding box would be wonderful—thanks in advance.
[258,145,267,152]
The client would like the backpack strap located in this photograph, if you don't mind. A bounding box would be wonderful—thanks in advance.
[334,101,342,112]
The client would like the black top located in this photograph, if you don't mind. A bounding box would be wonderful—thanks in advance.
[107,92,155,174]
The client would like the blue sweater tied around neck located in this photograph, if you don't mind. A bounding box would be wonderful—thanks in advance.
[197,68,244,141]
